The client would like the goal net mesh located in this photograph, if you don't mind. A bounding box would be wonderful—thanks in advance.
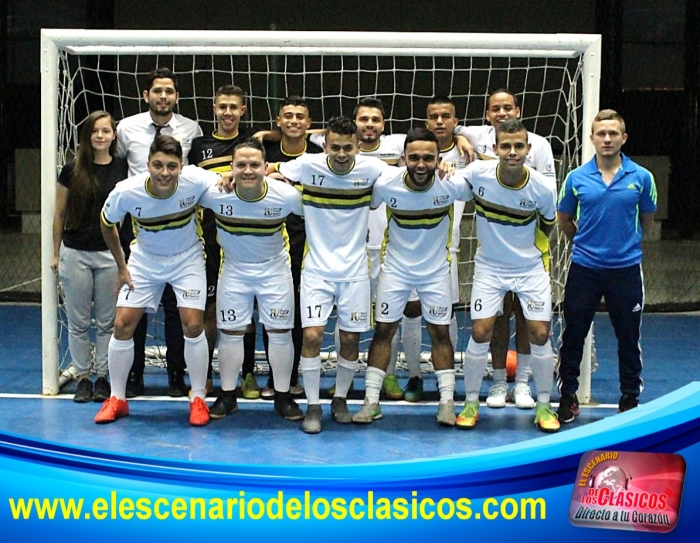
[52,44,587,384]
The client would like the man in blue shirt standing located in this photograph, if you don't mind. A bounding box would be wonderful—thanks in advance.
[556,109,657,423]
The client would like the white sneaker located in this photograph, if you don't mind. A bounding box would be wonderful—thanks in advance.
[486,382,508,408]
[510,382,536,409]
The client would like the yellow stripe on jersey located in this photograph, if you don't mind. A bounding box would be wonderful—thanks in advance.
[474,196,537,227]
[386,206,452,230]
[132,208,197,233]
[101,210,117,228]
[197,156,233,171]
[302,185,373,210]
[215,215,287,237]
[534,227,551,272]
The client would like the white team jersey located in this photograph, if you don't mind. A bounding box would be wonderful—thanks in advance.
[279,153,390,281]
[438,142,470,252]
[116,112,203,177]
[371,168,472,282]
[455,125,556,187]
[101,165,219,256]
[457,160,557,276]
[198,178,303,275]
[310,133,405,250]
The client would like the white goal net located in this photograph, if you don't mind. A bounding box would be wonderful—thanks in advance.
[40,30,601,398]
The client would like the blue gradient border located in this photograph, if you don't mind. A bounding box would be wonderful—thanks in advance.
[2,382,698,541]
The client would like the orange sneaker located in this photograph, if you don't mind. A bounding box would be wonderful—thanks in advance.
[189,397,210,426]
[94,397,129,424]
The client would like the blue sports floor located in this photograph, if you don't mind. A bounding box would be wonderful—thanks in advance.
[0,304,697,465]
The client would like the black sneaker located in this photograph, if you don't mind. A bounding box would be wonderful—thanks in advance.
[73,378,93,403]
[618,394,639,413]
[331,396,352,424]
[93,377,111,402]
[168,372,188,397]
[125,373,144,398]
[209,391,238,419]
[557,393,580,423]
[274,391,304,421]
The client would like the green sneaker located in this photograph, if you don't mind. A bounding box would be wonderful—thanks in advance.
[535,402,560,433]
[352,398,383,424]
[456,401,479,430]
[241,373,261,399]
[382,375,404,400]
[403,376,423,402]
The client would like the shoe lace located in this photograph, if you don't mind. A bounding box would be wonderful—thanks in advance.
[537,405,557,422]
[488,382,508,396]
[513,383,531,395]
[460,403,478,418]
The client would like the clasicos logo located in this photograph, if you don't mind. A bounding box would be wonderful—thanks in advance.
[569,450,685,533]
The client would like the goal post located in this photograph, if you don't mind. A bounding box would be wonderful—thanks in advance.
[40,29,601,398]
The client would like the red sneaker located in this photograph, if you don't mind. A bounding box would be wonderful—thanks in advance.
[94,397,129,424]
[189,397,210,426]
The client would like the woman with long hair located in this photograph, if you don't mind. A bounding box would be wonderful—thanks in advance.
[52,110,128,402]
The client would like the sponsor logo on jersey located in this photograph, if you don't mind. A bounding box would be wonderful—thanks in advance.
[433,194,450,205]
[269,308,290,319]
[182,289,202,299]
[428,305,449,317]
[526,300,545,312]
[519,199,537,209]
[264,207,283,217]
[546,163,553,172]
[180,195,196,208]
[350,311,368,322]
[352,178,370,186]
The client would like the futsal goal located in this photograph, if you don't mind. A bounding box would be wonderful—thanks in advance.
[40,30,601,400]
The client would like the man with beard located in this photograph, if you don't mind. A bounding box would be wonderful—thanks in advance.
[352,127,472,426]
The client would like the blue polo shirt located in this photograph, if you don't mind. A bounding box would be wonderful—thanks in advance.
[558,154,657,269]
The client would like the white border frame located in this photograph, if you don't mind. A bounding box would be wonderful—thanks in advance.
[40,29,601,396]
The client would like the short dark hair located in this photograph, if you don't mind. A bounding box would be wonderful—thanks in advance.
[404,126,439,152]
[353,97,386,119]
[144,67,178,93]
[233,138,266,161]
[279,95,309,112]
[149,135,183,160]
[215,84,245,101]
[428,95,455,108]
[488,88,519,108]
[495,119,528,143]
[326,116,357,138]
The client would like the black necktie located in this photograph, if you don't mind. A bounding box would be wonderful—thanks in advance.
[153,124,164,139]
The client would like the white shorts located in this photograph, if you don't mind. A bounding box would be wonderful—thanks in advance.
[450,249,460,305]
[470,270,551,322]
[376,272,452,325]
[117,243,206,313]
[301,274,371,332]
[370,248,418,303]
[217,271,294,331]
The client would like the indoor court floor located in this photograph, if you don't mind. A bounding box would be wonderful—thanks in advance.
[0,304,697,465]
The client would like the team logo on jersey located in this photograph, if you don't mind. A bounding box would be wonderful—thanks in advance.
[428,305,449,318]
[433,195,450,205]
[269,308,290,319]
[182,289,202,300]
[351,178,370,186]
[519,199,537,209]
[264,207,283,217]
[179,196,196,208]
[526,300,545,312]
[350,311,368,323]
[546,163,553,172]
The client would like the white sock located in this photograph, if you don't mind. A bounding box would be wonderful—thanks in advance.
[108,336,134,400]
[365,366,385,404]
[185,332,209,401]
[300,356,322,405]
[463,338,490,402]
[515,353,532,384]
[449,314,458,351]
[492,368,507,386]
[386,330,399,375]
[401,316,422,378]
[334,355,357,398]
[334,321,341,360]
[435,369,456,403]
[267,331,293,393]
[217,333,245,392]
[530,342,554,404]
